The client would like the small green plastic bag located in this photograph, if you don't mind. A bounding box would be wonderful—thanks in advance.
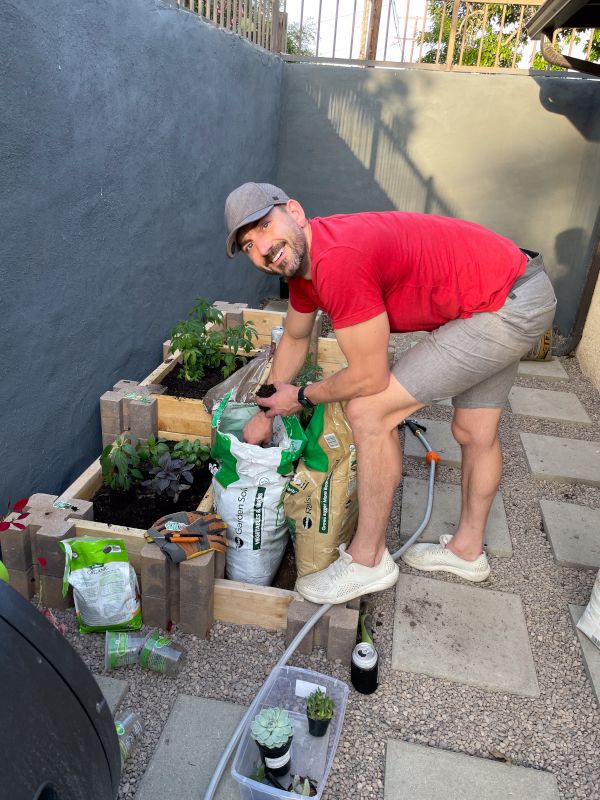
[59,536,142,634]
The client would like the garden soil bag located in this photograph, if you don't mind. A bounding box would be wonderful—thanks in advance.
[284,402,358,578]
[577,568,600,650]
[210,391,307,585]
[59,536,142,633]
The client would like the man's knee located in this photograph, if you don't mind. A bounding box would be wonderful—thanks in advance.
[451,414,500,449]
[346,395,409,436]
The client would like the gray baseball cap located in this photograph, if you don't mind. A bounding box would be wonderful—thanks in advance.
[225,182,290,258]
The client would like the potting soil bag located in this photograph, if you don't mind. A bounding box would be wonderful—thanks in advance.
[59,536,142,633]
[202,346,273,412]
[210,391,307,585]
[284,402,358,578]
[577,568,600,650]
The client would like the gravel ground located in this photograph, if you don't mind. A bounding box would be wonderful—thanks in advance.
[54,339,600,800]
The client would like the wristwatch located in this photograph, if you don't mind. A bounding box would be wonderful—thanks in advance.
[297,385,315,409]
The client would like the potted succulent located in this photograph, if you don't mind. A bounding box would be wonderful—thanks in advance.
[306,689,334,738]
[250,707,294,777]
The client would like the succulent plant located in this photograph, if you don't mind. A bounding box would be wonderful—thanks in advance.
[306,688,334,721]
[250,707,294,748]
[290,775,316,796]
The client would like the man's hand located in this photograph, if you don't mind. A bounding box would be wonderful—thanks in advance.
[243,411,274,445]
[257,381,303,419]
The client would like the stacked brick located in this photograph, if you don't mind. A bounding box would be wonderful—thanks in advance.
[99,379,166,447]
[286,597,360,663]
[140,544,225,637]
[0,493,93,605]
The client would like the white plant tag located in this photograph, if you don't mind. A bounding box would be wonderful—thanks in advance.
[323,433,340,449]
[165,521,186,532]
[295,679,327,699]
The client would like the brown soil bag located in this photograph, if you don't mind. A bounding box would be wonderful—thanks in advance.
[284,402,358,577]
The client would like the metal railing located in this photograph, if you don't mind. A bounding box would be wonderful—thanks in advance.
[177,0,599,72]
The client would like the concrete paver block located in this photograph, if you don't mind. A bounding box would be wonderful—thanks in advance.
[509,386,592,424]
[34,521,77,577]
[518,358,568,381]
[141,594,171,630]
[404,419,462,467]
[392,574,539,697]
[285,600,315,654]
[384,740,560,799]
[0,525,33,571]
[179,555,214,638]
[540,500,600,569]
[520,433,600,488]
[94,675,129,715]
[100,391,124,436]
[326,604,359,663]
[569,604,600,706]
[141,544,170,597]
[39,575,73,609]
[179,600,213,638]
[8,567,36,600]
[128,397,158,440]
[135,695,246,800]
[400,477,512,557]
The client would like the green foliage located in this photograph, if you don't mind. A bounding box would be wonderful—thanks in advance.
[290,775,315,796]
[250,707,294,748]
[306,688,334,721]
[137,435,169,466]
[172,438,210,468]
[169,298,258,382]
[296,353,323,387]
[286,18,317,56]
[100,436,144,492]
[531,29,599,71]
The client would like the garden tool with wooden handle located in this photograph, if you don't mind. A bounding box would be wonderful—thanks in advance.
[145,510,227,565]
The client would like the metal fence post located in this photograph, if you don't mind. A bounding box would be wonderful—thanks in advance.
[445,0,461,70]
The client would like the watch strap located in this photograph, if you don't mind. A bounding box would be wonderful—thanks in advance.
[297,385,315,409]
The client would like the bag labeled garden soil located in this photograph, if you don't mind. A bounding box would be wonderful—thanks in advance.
[284,402,358,578]
[59,536,142,633]
[211,391,307,585]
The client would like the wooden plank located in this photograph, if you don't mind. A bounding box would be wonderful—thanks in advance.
[73,520,147,576]
[140,354,180,387]
[213,578,298,630]
[157,430,211,444]
[155,394,212,437]
[61,459,103,502]
[197,483,214,512]
[243,308,286,346]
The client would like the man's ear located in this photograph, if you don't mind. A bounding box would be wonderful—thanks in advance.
[285,199,307,227]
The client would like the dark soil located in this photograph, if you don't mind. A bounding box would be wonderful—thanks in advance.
[270,538,297,591]
[161,360,247,400]
[92,464,214,530]
[255,382,276,410]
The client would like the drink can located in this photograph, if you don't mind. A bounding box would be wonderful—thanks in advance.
[350,643,379,694]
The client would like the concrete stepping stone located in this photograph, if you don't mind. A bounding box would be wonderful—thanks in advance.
[518,358,568,381]
[540,500,600,569]
[135,695,246,800]
[520,433,600,488]
[509,386,592,424]
[384,740,560,799]
[569,605,600,706]
[404,419,461,467]
[392,574,539,697]
[400,477,512,557]
[94,675,128,715]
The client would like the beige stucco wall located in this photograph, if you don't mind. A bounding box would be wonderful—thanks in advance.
[577,274,600,390]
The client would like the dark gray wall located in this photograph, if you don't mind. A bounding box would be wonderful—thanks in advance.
[0,0,282,507]
[277,65,600,338]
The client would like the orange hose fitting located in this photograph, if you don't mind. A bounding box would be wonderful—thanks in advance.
[426,451,440,464]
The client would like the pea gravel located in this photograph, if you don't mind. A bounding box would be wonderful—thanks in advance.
[53,341,600,800]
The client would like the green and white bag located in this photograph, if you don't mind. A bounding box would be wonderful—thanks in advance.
[60,536,142,633]
[210,391,306,585]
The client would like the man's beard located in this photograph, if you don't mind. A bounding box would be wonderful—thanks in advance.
[267,226,307,278]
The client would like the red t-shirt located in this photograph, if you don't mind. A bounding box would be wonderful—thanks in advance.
[288,212,527,332]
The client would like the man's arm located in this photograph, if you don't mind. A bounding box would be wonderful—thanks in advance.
[243,306,316,443]
[260,312,391,418]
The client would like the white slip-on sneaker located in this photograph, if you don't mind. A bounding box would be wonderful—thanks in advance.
[295,544,400,605]
[401,534,490,582]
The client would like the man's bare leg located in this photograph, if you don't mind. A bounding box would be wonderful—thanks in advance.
[345,375,423,567]
[447,406,503,560]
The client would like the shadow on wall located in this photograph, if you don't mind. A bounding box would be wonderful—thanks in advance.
[536,79,600,142]
[278,69,457,219]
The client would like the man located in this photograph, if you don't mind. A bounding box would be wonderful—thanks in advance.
[223,182,557,606]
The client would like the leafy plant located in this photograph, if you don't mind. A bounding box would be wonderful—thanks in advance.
[169,297,258,382]
[142,453,194,502]
[250,707,294,748]
[0,498,29,532]
[172,438,210,468]
[100,436,143,492]
[289,775,317,796]
[137,435,169,466]
[306,688,334,721]
[296,352,323,387]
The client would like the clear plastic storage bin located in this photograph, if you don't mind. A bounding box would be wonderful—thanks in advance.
[232,666,349,800]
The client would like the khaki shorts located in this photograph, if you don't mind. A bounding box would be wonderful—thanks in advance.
[392,253,557,409]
